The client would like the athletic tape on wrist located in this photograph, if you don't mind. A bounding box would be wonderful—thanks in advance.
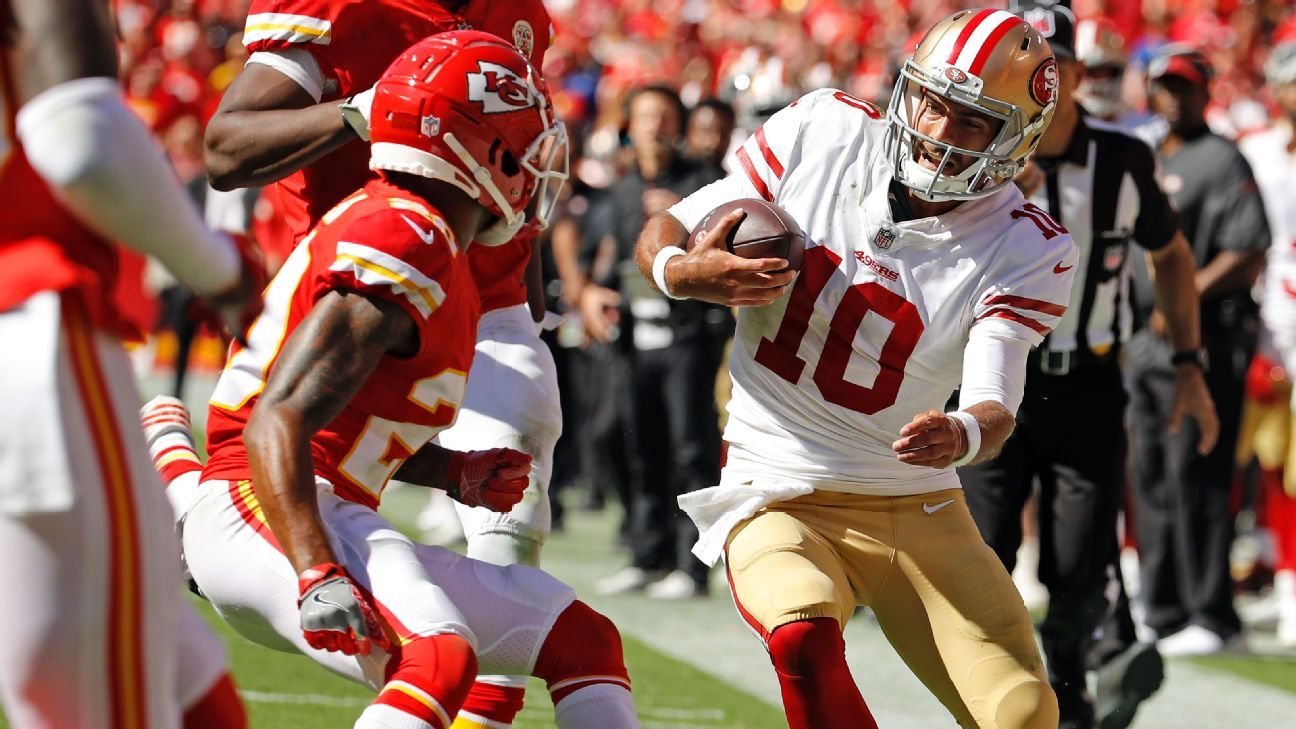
[947,411,981,468]
[652,246,687,299]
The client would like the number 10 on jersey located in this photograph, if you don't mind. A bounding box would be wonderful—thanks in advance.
[754,246,924,415]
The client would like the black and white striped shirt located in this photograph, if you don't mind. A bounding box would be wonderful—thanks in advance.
[1023,109,1179,373]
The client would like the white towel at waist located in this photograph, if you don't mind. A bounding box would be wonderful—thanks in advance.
[677,473,813,566]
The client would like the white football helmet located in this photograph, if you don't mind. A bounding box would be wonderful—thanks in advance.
[886,8,1058,202]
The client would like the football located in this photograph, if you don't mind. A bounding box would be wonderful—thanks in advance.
[686,198,806,272]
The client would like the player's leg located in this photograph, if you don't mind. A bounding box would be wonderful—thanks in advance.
[0,292,235,728]
[874,489,1056,729]
[436,306,563,727]
[183,481,479,729]
[723,495,876,729]
[957,417,1037,570]
[410,539,639,728]
[177,602,247,729]
[442,306,561,567]
[656,338,724,596]
[1126,361,1187,635]
[1035,369,1129,726]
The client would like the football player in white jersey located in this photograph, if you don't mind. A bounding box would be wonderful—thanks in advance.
[1238,41,1296,647]
[635,9,1076,729]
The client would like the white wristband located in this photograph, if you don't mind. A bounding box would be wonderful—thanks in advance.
[652,246,687,299]
[947,411,982,468]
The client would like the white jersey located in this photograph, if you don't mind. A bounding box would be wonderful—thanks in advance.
[1240,125,1296,332]
[669,89,1077,495]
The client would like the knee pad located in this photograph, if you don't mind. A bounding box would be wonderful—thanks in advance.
[992,677,1059,729]
[533,601,629,700]
[767,617,845,678]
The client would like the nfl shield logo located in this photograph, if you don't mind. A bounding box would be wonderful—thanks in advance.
[873,225,897,249]
[421,115,440,137]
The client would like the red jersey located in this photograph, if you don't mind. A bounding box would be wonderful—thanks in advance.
[242,0,549,312]
[204,177,480,509]
[0,30,130,336]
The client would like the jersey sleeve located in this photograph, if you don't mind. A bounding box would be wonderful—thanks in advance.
[667,90,818,231]
[971,226,1079,347]
[242,0,334,55]
[1128,136,1179,252]
[318,206,459,327]
[1212,148,1271,253]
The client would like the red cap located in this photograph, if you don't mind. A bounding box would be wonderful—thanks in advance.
[1148,48,1212,88]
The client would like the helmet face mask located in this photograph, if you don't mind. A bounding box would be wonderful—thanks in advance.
[884,8,1057,203]
[368,31,569,245]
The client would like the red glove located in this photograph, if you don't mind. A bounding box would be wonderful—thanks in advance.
[446,448,532,512]
[297,563,391,656]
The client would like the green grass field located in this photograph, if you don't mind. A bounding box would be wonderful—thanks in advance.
[4,484,1296,728]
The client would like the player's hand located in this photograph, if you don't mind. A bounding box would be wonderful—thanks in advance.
[667,209,796,307]
[203,233,267,346]
[1013,160,1045,198]
[297,563,391,656]
[339,85,377,141]
[446,448,532,512]
[892,409,967,468]
[577,284,622,344]
[1169,365,1219,455]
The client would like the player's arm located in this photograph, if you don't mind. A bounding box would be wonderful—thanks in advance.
[11,0,261,335]
[1148,232,1219,454]
[892,401,1016,469]
[204,62,358,190]
[393,444,531,513]
[245,290,416,574]
[526,230,546,322]
[635,209,794,306]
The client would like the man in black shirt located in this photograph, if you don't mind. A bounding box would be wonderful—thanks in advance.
[959,5,1217,728]
[1128,47,1269,657]
[574,86,730,598]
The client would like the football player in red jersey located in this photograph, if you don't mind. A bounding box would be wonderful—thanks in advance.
[150,33,638,729]
[203,5,565,723]
[0,1,261,727]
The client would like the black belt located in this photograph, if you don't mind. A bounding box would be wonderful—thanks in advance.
[1030,345,1120,376]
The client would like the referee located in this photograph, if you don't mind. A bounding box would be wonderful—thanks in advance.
[958,4,1218,729]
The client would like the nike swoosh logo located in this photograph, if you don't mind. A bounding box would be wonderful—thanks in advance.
[401,214,439,246]
[1053,261,1074,274]
[922,499,955,515]
[309,592,346,610]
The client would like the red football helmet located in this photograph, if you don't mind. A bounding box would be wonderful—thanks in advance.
[368,31,568,244]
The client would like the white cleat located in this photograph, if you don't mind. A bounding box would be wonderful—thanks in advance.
[645,570,704,600]
[1156,625,1245,658]
[595,566,657,596]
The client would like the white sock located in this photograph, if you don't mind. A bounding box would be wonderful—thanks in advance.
[354,704,437,729]
[553,684,640,729]
[163,470,203,526]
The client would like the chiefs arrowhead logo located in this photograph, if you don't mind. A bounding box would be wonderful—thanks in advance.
[467,60,536,114]
[1029,57,1059,106]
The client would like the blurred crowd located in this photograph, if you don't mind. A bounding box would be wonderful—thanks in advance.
[113,0,1296,627]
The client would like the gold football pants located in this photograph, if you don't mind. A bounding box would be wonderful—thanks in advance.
[725,488,1057,729]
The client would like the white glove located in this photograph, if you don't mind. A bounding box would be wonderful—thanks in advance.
[339,85,377,141]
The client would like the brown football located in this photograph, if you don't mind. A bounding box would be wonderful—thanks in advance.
[685,198,806,272]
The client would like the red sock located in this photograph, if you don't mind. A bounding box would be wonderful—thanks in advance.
[183,673,247,729]
[455,681,526,726]
[533,601,631,702]
[376,634,477,729]
[767,618,877,729]
[1265,468,1296,573]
